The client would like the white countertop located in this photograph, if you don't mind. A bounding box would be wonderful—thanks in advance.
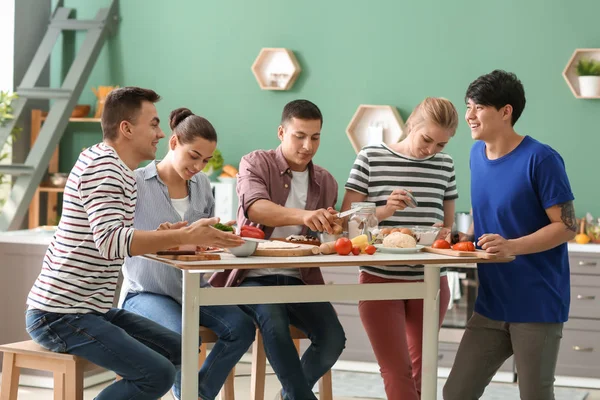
[567,243,600,254]
[1,228,600,255]
[0,227,55,245]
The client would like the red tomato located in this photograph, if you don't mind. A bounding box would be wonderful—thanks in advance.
[240,225,265,239]
[364,245,377,255]
[334,238,353,256]
[351,246,360,256]
[240,230,265,239]
[432,239,451,249]
[452,241,475,251]
[241,225,263,233]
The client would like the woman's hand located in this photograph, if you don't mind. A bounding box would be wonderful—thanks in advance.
[156,221,188,231]
[185,217,245,248]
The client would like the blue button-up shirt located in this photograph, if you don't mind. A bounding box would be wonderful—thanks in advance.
[121,161,214,305]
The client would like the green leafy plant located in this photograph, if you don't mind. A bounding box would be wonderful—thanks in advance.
[0,91,22,208]
[202,148,224,174]
[576,58,600,76]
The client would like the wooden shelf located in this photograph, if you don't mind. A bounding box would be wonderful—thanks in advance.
[562,49,600,99]
[40,116,101,122]
[38,186,65,193]
[28,109,101,228]
[346,105,406,153]
[251,48,301,90]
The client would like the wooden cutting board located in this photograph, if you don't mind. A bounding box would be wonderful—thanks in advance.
[422,246,498,260]
[153,253,221,261]
[253,242,319,257]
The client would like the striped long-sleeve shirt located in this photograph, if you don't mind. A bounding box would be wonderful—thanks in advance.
[27,143,136,314]
[345,144,458,280]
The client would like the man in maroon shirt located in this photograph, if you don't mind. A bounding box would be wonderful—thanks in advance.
[210,100,345,400]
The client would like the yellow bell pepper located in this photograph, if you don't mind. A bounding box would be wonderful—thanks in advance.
[351,234,369,252]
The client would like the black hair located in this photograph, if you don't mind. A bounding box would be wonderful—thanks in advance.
[465,70,526,125]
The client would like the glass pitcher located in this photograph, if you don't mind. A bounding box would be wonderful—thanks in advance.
[348,202,378,241]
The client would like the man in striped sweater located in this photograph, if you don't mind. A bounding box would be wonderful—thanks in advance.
[24,87,243,400]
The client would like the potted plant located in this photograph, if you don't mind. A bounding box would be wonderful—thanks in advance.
[0,91,22,208]
[576,58,600,97]
[202,148,224,179]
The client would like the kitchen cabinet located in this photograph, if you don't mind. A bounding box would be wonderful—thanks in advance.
[556,245,600,381]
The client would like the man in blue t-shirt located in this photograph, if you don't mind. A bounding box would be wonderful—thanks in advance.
[443,70,576,400]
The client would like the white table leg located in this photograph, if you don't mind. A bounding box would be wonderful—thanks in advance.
[421,264,441,400]
[181,271,201,399]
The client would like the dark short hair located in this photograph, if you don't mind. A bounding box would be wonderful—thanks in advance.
[281,99,323,126]
[101,87,161,141]
[465,70,526,125]
[169,107,217,144]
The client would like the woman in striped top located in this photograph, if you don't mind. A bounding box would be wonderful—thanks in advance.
[121,108,256,400]
[342,97,459,400]
[24,87,244,400]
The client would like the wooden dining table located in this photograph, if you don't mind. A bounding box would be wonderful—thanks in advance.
[145,250,514,400]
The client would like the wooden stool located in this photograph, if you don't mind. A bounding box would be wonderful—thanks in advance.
[0,329,236,400]
[0,340,99,400]
[250,326,333,400]
[129,326,236,400]
[198,326,236,400]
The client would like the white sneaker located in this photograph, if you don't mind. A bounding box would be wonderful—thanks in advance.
[171,388,180,400]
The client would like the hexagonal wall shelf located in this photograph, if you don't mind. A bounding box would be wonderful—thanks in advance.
[251,48,301,90]
[346,105,406,153]
[562,48,600,99]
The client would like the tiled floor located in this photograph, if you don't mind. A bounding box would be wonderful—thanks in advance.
[8,362,600,399]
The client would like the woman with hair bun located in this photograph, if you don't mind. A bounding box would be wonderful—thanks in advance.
[121,108,256,400]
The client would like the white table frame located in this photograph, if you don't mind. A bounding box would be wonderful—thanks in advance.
[145,251,511,400]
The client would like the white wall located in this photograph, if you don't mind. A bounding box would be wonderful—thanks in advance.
[0,0,15,91]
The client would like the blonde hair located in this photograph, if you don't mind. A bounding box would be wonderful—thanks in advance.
[403,97,459,140]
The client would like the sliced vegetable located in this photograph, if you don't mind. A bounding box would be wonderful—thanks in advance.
[451,241,475,252]
[213,223,234,232]
[240,229,265,239]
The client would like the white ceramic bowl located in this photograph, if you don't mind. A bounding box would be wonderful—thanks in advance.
[409,226,441,246]
[227,239,258,257]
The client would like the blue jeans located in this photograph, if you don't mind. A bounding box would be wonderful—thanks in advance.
[240,275,346,400]
[122,292,255,400]
[25,308,181,400]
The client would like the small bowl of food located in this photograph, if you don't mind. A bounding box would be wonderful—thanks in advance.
[48,172,68,187]
[409,225,442,246]
[227,239,258,257]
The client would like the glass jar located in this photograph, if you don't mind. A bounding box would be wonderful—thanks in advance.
[348,202,378,240]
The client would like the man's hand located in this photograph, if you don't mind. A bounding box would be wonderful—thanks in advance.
[302,208,338,234]
[478,233,515,258]
[185,217,245,248]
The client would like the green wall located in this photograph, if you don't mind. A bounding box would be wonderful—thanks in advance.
[57,0,600,217]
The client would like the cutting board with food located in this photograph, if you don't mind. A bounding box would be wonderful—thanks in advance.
[271,235,321,247]
[253,241,319,257]
[155,245,222,261]
[421,246,498,260]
